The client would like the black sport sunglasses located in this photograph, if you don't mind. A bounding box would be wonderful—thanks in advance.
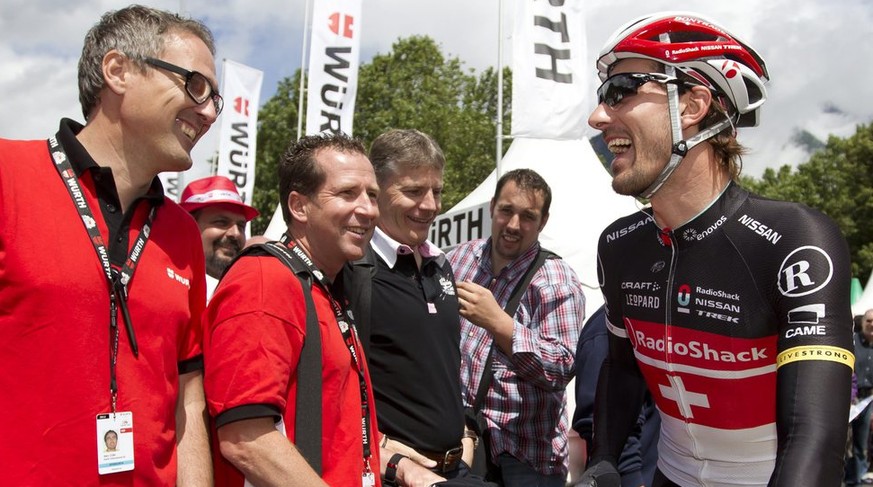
[596,72,691,108]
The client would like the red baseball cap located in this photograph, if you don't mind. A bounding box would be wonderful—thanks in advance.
[179,176,259,221]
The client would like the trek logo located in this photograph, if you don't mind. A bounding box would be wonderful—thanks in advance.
[677,284,691,313]
[165,268,191,289]
[778,246,834,297]
[234,97,250,116]
[328,12,355,39]
[634,330,768,363]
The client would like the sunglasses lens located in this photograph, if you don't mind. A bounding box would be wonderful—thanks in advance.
[597,74,648,107]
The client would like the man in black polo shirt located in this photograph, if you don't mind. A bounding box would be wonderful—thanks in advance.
[345,129,474,486]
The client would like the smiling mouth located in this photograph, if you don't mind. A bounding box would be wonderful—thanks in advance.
[347,226,369,236]
[177,119,199,142]
[608,138,632,155]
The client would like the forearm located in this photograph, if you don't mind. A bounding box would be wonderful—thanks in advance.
[176,370,213,487]
[509,321,578,390]
[770,361,851,486]
[219,417,327,487]
[591,337,647,463]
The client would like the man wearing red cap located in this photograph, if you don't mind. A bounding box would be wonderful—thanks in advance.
[181,175,259,299]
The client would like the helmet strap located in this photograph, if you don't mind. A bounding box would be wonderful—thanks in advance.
[639,61,733,200]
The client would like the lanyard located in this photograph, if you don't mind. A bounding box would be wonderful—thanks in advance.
[48,136,156,412]
[278,233,374,470]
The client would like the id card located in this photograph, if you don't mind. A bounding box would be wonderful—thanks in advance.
[362,471,375,487]
[96,411,134,475]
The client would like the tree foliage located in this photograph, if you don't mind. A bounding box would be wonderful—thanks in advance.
[251,72,302,234]
[250,35,510,234]
[743,123,873,279]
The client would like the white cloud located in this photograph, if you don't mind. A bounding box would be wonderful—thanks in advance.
[1,0,871,178]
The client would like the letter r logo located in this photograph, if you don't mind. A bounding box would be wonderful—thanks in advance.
[781,260,813,292]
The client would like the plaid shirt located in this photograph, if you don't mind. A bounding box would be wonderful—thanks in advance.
[448,238,585,476]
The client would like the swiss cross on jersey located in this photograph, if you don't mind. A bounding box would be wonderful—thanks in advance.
[628,318,776,429]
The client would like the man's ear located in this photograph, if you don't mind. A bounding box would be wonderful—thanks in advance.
[288,192,308,224]
[538,212,550,232]
[680,85,712,129]
[102,49,131,96]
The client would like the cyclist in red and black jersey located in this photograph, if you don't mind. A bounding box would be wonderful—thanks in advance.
[577,12,854,487]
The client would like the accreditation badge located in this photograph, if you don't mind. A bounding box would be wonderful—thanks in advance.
[96,411,134,475]
[362,471,375,487]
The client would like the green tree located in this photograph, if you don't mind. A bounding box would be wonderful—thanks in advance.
[251,72,302,234]
[354,35,510,209]
[249,35,511,231]
[744,123,873,279]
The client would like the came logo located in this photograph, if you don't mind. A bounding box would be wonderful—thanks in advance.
[778,246,833,297]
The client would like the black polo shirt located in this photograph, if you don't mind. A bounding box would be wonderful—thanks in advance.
[364,229,464,452]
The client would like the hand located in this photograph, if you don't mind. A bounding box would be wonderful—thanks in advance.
[456,281,509,332]
[383,437,437,469]
[574,459,620,487]
[394,456,447,487]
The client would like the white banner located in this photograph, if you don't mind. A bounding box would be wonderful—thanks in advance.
[158,172,185,203]
[216,60,263,206]
[511,0,588,139]
[429,202,492,252]
[305,0,362,135]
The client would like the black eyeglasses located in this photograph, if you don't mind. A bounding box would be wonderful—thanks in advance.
[596,72,689,108]
[144,57,223,115]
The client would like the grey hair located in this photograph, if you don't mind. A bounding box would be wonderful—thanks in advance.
[77,4,215,119]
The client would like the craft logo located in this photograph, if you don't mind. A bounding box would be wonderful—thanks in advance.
[234,97,250,116]
[677,284,691,313]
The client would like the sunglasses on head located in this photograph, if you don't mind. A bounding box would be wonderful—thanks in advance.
[144,57,224,115]
[596,72,690,108]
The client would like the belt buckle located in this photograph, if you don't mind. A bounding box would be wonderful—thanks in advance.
[441,446,463,473]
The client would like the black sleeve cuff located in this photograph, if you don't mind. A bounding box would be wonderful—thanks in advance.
[178,354,204,375]
[215,404,282,428]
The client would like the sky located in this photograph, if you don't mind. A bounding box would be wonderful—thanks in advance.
[1,0,871,181]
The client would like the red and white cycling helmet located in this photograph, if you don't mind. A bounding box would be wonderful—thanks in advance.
[597,12,769,127]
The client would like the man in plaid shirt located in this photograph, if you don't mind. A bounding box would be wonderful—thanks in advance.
[448,168,585,487]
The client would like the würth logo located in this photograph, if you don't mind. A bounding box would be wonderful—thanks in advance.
[234,97,250,116]
[328,12,354,39]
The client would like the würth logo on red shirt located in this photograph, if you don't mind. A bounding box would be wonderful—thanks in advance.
[234,97,250,116]
[328,12,355,39]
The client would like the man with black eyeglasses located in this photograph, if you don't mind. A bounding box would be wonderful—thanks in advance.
[0,5,217,486]
[578,11,853,487]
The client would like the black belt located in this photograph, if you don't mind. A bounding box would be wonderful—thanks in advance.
[420,445,463,473]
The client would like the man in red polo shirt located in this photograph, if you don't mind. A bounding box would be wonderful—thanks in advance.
[204,133,382,486]
[0,5,216,486]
